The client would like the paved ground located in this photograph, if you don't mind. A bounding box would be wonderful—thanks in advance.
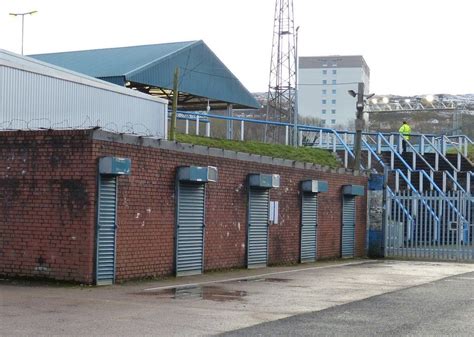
[1,260,474,336]
[222,271,474,337]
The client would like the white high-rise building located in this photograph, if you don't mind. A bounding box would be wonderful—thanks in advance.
[298,55,370,128]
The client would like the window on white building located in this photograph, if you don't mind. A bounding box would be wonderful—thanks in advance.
[322,99,327,104]
[322,79,327,85]
[331,99,336,104]
[322,70,327,75]
[332,69,337,75]
[321,119,326,125]
[331,109,336,114]
[322,109,327,114]
[331,119,336,124]
[332,89,336,95]
[332,79,336,85]
[322,89,327,95]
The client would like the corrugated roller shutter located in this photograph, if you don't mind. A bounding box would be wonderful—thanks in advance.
[176,182,205,276]
[342,196,356,258]
[247,188,270,268]
[96,175,117,285]
[301,193,318,263]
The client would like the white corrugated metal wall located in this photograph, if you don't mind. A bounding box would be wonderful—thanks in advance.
[0,50,168,138]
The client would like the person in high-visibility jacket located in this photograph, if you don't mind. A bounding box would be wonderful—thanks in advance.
[399,120,411,153]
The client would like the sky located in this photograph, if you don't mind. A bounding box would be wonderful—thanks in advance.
[1,0,473,96]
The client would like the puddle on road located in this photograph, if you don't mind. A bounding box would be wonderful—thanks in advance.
[135,285,247,302]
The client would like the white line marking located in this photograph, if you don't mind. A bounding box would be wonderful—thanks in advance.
[144,260,376,292]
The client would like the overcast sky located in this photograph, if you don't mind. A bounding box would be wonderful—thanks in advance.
[1,0,473,95]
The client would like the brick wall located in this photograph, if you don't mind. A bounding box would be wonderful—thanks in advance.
[93,133,368,280]
[1,130,367,283]
[0,130,96,283]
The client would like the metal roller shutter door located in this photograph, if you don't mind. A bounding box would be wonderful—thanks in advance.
[247,188,270,268]
[342,196,356,258]
[96,175,117,285]
[301,193,318,263]
[176,182,205,276]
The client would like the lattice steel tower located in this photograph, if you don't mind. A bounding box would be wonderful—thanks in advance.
[265,0,297,143]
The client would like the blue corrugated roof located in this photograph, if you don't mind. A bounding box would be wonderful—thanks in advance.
[30,41,259,109]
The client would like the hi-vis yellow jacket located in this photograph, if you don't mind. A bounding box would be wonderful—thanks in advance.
[399,123,411,140]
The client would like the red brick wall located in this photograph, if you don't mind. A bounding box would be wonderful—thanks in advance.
[93,135,368,280]
[0,130,367,283]
[0,130,96,283]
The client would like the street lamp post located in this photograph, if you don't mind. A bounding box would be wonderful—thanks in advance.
[348,82,374,170]
[9,10,37,55]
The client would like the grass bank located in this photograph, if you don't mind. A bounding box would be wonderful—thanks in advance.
[468,145,474,162]
[176,134,340,168]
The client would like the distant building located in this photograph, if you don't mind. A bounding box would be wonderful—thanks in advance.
[298,55,370,128]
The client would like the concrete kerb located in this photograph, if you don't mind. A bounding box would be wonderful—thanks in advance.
[143,259,377,292]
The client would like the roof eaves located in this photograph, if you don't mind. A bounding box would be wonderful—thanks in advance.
[124,40,200,77]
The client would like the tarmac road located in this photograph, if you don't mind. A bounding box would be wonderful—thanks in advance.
[222,271,474,337]
[1,260,474,336]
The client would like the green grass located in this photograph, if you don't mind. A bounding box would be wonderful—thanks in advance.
[468,145,474,162]
[176,134,340,168]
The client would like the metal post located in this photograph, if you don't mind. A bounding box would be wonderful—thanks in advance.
[226,104,233,140]
[298,131,303,146]
[293,26,300,147]
[205,122,210,138]
[454,171,458,191]
[21,15,25,55]
[195,116,200,135]
[462,137,468,156]
[395,170,400,192]
[240,121,245,141]
[419,172,424,193]
[285,126,289,145]
[442,172,446,192]
[185,120,189,134]
[353,82,365,170]
[466,173,471,194]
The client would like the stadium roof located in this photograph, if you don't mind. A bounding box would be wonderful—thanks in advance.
[31,40,259,110]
